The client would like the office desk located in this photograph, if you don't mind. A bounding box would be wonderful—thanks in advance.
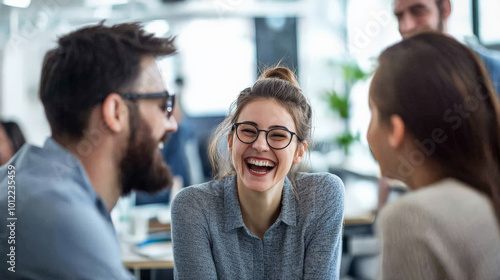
[121,215,376,279]
[344,213,375,226]
[342,213,379,279]
[121,241,174,279]
[343,212,377,251]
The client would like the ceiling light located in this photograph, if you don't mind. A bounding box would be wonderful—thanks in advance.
[2,0,31,8]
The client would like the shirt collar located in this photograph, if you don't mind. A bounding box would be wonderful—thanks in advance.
[223,176,245,232]
[43,137,85,177]
[43,138,108,214]
[223,175,297,232]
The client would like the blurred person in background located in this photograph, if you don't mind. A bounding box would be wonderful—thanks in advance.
[393,0,500,94]
[378,0,500,210]
[171,66,345,279]
[0,121,25,165]
[0,22,177,279]
[368,32,500,279]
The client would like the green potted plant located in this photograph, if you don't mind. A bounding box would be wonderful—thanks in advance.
[325,62,370,155]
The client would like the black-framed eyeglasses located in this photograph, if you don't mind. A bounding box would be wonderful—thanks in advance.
[121,91,176,119]
[233,122,302,150]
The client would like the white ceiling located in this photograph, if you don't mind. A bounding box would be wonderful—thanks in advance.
[2,0,307,22]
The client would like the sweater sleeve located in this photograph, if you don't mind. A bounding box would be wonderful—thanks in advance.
[171,187,218,280]
[303,174,345,279]
[376,201,446,280]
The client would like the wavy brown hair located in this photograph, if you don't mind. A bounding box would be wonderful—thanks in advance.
[371,32,500,222]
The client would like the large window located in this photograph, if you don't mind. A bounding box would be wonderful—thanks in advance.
[479,0,500,46]
[173,18,256,116]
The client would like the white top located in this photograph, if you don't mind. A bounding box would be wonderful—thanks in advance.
[376,178,500,280]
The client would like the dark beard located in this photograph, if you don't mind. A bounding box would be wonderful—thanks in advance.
[437,2,444,32]
[120,104,173,196]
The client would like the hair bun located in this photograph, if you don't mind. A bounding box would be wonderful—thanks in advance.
[261,66,299,88]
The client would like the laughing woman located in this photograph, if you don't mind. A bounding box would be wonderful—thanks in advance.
[171,67,345,279]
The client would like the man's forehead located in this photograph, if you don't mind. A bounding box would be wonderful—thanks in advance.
[141,57,163,81]
[136,58,166,92]
[394,0,434,12]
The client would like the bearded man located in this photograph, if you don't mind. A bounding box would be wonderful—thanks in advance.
[0,22,177,279]
[394,0,500,93]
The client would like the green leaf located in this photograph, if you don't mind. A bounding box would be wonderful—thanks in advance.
[335,130,361,155]
[342,63,370,83]
[325,90,350,119]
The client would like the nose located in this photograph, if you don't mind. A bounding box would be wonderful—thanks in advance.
[251,131,270,152]
[399,14,417,37]
[164,115,178,134]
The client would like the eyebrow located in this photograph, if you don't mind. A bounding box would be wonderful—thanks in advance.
[269,125,290,130]
[239,121,291,130]
[394,3,427,16]
[410,3,428,14]
[239,121,258,126]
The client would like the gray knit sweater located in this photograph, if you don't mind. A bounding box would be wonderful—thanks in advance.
[171,172,345,280]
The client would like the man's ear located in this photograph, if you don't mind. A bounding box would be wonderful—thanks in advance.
[388,115,405,148]
[293,141,307,164]
[102,93,127,133]
[441,0,451,21]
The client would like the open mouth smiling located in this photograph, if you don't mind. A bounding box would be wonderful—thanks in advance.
[245,158,276,175]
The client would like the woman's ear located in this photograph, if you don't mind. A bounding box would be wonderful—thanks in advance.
[102,93,127,133]
[293,141,307,164]
[227,133,233,152]
[388,115,405,148]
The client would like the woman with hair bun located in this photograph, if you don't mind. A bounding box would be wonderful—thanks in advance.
[171,66,345,279]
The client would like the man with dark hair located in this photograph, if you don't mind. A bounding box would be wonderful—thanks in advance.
[0,22,177,279]
[393,0,500,93]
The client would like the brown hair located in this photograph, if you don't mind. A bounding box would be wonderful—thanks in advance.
[0,121,26,153]
[209,66,312,185]
[371,32,500,222]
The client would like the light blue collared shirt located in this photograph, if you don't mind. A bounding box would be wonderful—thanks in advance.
[465,36,500,95]
[0,138,133,279]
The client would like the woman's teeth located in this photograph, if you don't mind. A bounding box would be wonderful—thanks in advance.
[250,169,269,174]
[246,159,275,167]
[246,159,275,174]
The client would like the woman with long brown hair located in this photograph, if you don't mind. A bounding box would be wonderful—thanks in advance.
[368,32,500,279]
